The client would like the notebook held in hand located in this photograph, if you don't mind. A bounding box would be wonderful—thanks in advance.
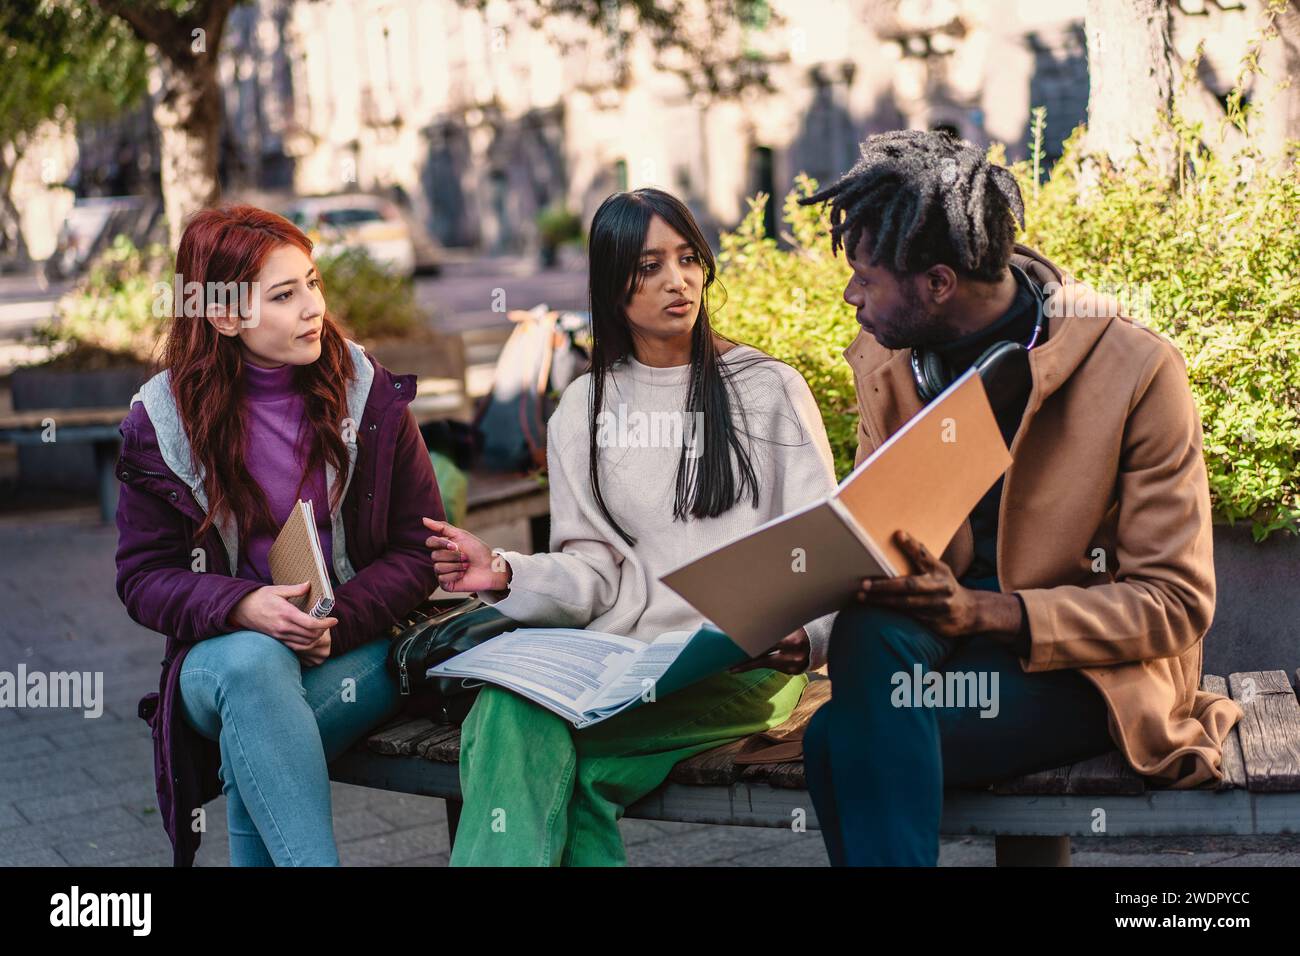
[267,499,335,618]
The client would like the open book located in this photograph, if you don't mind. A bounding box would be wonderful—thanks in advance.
[428,624,749,728]
[267,499,335,618]
[660,366,1012,657]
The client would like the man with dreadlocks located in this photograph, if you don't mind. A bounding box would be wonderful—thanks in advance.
[796,130,1242,866]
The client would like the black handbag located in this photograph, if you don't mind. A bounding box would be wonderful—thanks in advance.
[386,596,517,725]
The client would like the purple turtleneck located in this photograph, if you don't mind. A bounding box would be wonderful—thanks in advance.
[235,361,334,585]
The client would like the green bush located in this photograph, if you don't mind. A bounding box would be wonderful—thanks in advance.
[1010,126,1300,540]
[314,247,420,340]
[536,203,583,248]
[35,238,424,368]
[35,234,172,366]
[712,148,1300,539]
[713,175,861,478]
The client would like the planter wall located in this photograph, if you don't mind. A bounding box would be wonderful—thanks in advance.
[1205,522,1300,676]
[363,332,466,383]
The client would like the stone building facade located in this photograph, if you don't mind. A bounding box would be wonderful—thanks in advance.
[72,0,1270,254]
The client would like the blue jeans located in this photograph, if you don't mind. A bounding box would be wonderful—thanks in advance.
[803,600,1115,866]
[179,631,401,866]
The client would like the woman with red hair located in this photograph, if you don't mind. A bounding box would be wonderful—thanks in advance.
[115,204,444,866]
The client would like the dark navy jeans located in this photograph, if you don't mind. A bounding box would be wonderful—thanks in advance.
[803,597,1115,866]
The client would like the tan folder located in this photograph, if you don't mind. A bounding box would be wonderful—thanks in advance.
[660,367,1011,657]
[267,499,335,618]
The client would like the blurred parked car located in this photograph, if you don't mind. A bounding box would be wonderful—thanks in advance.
[44,196,159,282]
[283,194,441,277]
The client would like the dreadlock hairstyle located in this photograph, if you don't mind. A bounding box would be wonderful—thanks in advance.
[800,129,1026,282]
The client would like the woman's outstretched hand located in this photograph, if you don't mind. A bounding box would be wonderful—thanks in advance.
[423,517,509,593]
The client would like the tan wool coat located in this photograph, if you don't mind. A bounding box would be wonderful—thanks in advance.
[843,244,1243,789]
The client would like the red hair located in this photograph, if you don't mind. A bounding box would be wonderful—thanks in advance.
[161,203,354,546]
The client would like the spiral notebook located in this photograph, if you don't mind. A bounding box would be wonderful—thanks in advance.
[267,499,335,618]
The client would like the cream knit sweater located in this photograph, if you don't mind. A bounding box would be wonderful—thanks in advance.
[481,344,840,671]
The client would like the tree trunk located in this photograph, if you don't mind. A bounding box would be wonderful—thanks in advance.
[94,0,235,247]
[1259,0,1300,170]
[0,149,33,266]
[152,52,223,248]
[1084,0,1176,173]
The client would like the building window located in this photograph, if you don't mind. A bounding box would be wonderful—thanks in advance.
[750,146,776,239]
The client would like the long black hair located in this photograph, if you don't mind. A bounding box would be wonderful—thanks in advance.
[586,188,766,547]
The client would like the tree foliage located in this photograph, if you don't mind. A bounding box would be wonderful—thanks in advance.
[0,0,148,149]
[458,0,785,97]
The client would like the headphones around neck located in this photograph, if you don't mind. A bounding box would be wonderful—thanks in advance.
[910,262,1046,407]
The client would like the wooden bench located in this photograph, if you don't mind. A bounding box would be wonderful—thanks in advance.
[460,468,550,553]
[0,407,127,521]
[329,669,1300,865]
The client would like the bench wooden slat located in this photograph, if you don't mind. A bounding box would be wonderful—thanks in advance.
[368,717,444,756]
[416,725,464,763]
[366,717,463,760]
[667,739,749,785]
[736,678,832,790]
[677,677,831,788]
[1229,669,1300,792]
[1201,674,1249,790]
[1055,750,1146,795]
[989,672,1264,796]
[983,720,1149,793]
[991,765,1069,795]
[0,407,127,430]
[991,750,1145,796]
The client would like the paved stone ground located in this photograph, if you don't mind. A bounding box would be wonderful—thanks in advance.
[3,512,1300,868]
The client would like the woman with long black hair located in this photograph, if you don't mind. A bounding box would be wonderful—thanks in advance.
[423,188,838,865]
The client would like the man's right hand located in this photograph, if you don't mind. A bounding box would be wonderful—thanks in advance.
[228,582,337,649]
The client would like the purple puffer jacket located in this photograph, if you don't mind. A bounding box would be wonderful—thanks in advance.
[114,342,444,866]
